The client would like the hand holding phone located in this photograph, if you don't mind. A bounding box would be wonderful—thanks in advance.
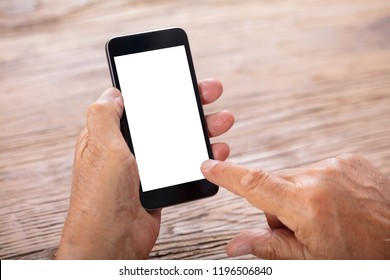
[106,28,221,209]
[57,81,233,259]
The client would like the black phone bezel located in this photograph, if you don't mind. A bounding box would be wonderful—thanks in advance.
[105,28,218,210]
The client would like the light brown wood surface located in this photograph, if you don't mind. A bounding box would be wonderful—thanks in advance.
[1,0,389,259]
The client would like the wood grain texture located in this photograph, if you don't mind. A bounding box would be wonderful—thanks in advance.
[1,0,389,259]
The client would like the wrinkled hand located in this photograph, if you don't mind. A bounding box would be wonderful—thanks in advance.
[201,154,390,259]
[57,79,234,259]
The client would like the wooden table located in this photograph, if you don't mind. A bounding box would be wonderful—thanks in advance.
[1,0,389,259]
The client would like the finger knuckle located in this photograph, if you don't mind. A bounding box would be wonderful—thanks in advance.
[88,101,108,116]
[106,138,128,155]
[319,157,344,178]
[338,152,368,166]
[318,153,366,178]
[337,152,361,162]
[336,153,369,170]
[264,241,279,260]
[240,168,268,192]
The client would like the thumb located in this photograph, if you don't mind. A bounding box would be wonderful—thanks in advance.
[86,87,124,143]
[226,228,309,260]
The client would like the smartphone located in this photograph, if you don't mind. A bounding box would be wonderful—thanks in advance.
[105,28,218,210]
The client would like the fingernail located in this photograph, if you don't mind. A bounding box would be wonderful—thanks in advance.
[201,159,219,171]
[98,88,121,102]
[232,245,252,257]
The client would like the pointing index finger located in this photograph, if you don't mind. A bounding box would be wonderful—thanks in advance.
[201,160,296,217]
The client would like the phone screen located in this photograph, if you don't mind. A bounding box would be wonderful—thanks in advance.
[114,45,209,192]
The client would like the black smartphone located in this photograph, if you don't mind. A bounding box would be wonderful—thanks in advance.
[105,28,218,210]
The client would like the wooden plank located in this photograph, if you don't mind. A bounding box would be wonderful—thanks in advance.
[1,0,390,259]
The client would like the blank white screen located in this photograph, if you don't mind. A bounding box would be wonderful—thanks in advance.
[114,46,209,192]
